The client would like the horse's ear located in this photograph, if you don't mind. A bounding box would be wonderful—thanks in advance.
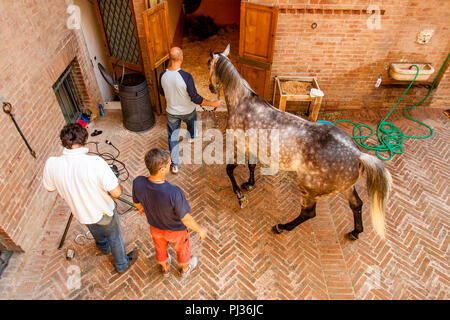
[209,49,214,59]
[222,44,230,57]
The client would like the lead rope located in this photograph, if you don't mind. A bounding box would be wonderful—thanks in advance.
[200,83,222,129]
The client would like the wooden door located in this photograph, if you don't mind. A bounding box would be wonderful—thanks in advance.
[142,1,171,114]
[238,2,278,100]
[142,1,171,69]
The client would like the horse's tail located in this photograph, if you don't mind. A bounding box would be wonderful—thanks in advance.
[358,153,392,239]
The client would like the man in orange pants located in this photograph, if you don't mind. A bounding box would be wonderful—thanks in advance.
[132,148,207,277]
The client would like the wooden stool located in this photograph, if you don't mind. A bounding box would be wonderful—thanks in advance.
[272,76,323,122]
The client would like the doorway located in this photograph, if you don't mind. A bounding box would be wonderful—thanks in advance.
[181,0,240,102]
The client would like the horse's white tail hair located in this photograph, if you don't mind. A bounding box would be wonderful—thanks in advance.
[358,153,392,239]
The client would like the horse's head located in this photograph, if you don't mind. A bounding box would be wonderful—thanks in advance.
[208,44,230,94]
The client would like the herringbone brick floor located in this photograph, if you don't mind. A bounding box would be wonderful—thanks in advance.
[1,106,448,300]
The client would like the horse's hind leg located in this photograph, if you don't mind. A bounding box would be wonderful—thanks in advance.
[272,198,317,234]
[241,162,256,191]
[226,164,248,208]
[344,187,363,240]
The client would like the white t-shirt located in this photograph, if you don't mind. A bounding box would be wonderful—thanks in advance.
[160,68,199,115]
[42,147,119,224]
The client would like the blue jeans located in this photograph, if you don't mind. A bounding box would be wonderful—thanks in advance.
[166,110,197,166]
[86,208,129,272]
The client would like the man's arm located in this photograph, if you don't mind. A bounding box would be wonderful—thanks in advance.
[181,213,207,240]
[180,70,221,108]
[201,99,221,108]
[108,184,122,199]
[134,202,145,216]
[98,156,122,200]
[42,159,57,192]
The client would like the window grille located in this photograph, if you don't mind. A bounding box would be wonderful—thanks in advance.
[0,250,13,279]
[53,62,82,123]
[97,0,141,66]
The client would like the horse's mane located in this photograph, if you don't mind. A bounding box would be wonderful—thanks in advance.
[215,55,255,98]
[216,54,281,112]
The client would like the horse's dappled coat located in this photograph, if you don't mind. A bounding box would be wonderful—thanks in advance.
[208,45,392,239]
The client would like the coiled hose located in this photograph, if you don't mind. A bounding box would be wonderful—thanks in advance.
[334,53,449,161]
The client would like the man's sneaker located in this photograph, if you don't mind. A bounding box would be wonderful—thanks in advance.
[180,256,198,278]
[117,249,139,274]
[171,165,179,174]
[162,255,172,277]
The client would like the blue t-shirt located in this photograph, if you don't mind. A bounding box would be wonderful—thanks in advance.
[132,176,191,231]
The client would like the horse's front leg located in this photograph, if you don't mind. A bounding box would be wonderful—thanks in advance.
[226,164,248,208]
[241,162,256,191]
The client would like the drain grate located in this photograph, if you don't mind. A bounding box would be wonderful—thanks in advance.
[0,250,13,278]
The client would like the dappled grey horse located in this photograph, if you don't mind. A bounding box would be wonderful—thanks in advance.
[208,44,392,239]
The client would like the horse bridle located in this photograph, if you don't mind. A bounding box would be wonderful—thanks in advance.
[209,51,223,85]
[206,55,222,112]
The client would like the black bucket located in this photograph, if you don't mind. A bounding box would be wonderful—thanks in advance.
[97,63,155,132]
[118,73,155,132]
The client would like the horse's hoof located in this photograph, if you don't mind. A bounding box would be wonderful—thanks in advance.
[239,197,248,209]
[272,225,283,234]
[241,182,254,191]
[346,231,359,241]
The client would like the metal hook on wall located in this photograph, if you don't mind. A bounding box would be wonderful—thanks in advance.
[1,99,37,158]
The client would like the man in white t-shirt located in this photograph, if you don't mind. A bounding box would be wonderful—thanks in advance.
[159,47,221,174]
[43,123,138,273]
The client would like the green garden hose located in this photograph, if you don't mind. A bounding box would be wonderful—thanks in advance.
[334,53,449,161]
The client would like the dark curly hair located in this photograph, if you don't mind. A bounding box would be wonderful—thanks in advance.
[60,123,88,149]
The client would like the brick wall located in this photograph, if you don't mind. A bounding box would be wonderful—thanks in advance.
[0,0,102,251]
[248,0,450,110]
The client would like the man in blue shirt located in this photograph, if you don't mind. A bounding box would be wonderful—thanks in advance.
[159,47,221,174]
[133,148,207,277]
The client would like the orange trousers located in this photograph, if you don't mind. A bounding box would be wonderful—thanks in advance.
[150,225,191,265]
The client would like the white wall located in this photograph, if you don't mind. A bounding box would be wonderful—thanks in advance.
[74,0,114,102]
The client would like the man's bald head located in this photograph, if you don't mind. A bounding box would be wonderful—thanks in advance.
[169,47,183,62]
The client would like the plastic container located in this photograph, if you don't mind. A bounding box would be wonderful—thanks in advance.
[117,73,155,132]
